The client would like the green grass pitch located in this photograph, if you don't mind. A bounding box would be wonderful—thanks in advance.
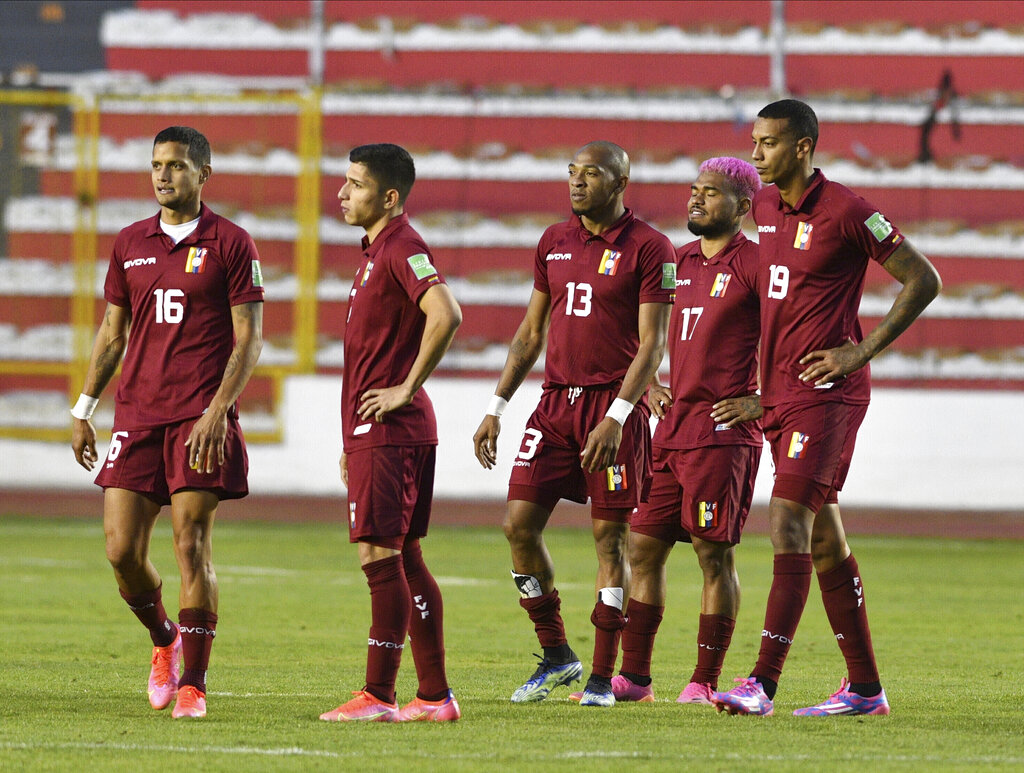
[0,514,1021,772]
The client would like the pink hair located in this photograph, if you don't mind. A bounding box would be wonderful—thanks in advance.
[698,157,761,202]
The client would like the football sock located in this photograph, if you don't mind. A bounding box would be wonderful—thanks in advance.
[619,672,652,687]
[619,598,664,678]
[752,553,812,685]
[401,539,449,700]
[690,613,735,689]
[178,607,217,693]
[519,589,568,650]
[818,553,880,685]
[362,553,410,705]
[849,681,882,698]
[120,584,178,647]
[543,643,576,664]
[589,601,626,679]
[585,674,612,691]
[751,675,778,700]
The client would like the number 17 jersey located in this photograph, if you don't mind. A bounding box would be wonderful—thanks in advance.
[534,209,676,388]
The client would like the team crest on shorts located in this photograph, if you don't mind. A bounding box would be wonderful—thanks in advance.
[349,501,357,527]
[697,501,718,528]
[606,464,628,491]
[788,432,810,459]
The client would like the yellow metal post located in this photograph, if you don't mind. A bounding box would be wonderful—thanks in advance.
[294,87,322,372]
[70,94,100,401]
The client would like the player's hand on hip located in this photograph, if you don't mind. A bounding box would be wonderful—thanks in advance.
[473,415,501,470]
[711,393,762,428]
[71,418,99,471]
[580,418,623,473]
[799,339,868,386]
[648,383,673,419]
[185,411,228,474]
[358,385,412,422]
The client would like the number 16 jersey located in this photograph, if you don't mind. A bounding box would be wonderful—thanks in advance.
[103,204,265,429]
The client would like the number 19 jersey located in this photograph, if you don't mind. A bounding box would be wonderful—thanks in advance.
[534,209,676,388]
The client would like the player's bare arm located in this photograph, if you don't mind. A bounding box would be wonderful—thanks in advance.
[473,289,551,469]
[580,301,670,473]
[799,240,941,386]
[185,300,264,473]
[359,283,462,422]
[339,452,348,487]
[72,303,131,471]
[711,393,763,428]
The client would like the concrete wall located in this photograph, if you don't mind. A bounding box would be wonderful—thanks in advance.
[5,375,1020,512]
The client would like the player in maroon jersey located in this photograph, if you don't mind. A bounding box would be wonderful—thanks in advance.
[473,141,675,706]
[605,157,764,706]
[319,143,463,723]
[71,126,264,718]
[712,100,941,717]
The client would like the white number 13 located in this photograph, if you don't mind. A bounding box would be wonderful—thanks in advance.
[564,282,593,317]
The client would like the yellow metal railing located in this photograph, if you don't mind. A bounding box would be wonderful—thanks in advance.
[0,89,327,443]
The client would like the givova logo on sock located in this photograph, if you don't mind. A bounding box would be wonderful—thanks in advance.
[787,432,810,459]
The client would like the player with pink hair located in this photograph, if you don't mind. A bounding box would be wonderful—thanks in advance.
[577,157,765,705]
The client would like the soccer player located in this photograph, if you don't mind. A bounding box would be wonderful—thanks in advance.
[712,99,941,717]
[601,157,764,706]
[473,141,675,707]
[319,143,463,723]
[71,126,265,719]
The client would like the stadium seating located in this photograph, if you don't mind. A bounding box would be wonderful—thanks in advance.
[2,0,1023,433]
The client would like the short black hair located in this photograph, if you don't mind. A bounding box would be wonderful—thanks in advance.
[153,126,211,168]
[758,99,819,153]
[349,143,416,204]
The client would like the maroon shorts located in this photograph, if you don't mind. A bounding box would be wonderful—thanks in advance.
[94,417,249,506]
[632,444,761,545]
[345,445,435,548]
[762,400,868,512]
[507,385,651,513]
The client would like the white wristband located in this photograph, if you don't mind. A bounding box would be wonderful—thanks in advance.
[605,397,633,426]
[71,393,99,421]
[486,395,508,418]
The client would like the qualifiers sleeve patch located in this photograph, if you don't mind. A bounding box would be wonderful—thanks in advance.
[407,253,437,280]
[864,212,894,242]
[251,259,264,287]
[661,263,676,289]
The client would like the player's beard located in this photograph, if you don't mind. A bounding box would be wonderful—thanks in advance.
[687,218,730,238]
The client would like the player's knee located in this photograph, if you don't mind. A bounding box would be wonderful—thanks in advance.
[694,539,733,576]
[810,531,848,568]
[105,537,144,574]
[502,514,541,548]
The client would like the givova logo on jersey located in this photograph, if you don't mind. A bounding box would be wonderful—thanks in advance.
[606,464,628,491]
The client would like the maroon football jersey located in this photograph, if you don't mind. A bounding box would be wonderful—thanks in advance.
[104,204,264,429]
[341,214,445,452]
[534,210,676,387]
[654,233,762,450]
[753,170,904,407]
